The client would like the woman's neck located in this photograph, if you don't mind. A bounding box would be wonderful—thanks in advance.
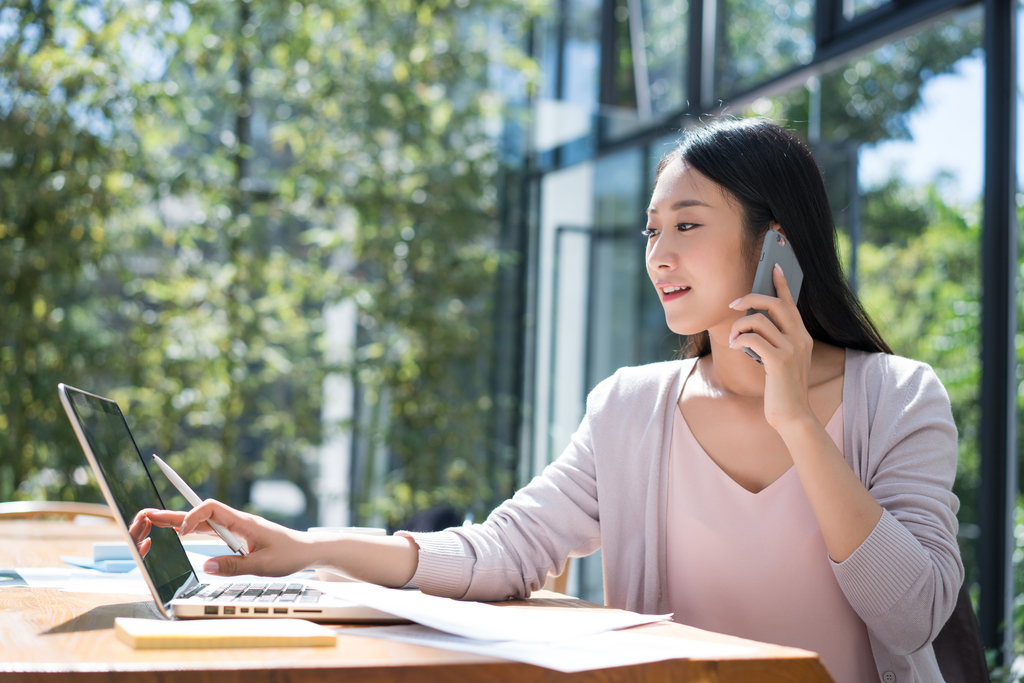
[699,324,844,398]
[700,324,770,398]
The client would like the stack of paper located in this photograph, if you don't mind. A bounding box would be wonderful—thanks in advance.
[317,583,756,672]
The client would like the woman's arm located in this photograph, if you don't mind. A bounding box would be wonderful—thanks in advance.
[773,415,883,562]
[728,264,883,562]
[144,500,420,587]
[829,360,961,655]
[143,402,605,599]
[730,266,962,653]
[406,409,603,601]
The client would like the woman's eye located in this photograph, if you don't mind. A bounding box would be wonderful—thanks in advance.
[641,228,658,238]
[676,223,697,231]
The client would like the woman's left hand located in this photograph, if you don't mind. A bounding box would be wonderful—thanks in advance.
[727,263,815,430]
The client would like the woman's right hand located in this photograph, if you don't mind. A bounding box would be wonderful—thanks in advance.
[143,500,316,578]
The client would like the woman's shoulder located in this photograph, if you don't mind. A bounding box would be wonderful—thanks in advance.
[844,349,953,424]
[586,359,696,412]
[845,349,945,392]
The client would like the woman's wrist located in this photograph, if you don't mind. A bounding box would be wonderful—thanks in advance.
[310,532,420,587]
[768,405,818,438]
[281,529,323,572]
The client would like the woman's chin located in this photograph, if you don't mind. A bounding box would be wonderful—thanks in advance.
[666,322,705,337]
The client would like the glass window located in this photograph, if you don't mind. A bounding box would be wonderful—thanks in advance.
[586,147,675,396]
[593,147,645,228]
[574,148,673,604]
[563,0,603,106]
[588,150,646,397]
[842,0,891,22]
[647,133,681,194]
[534,15,561,101]
[744,5,985,600]
[643,0,688,115]
[534,0,602,152]
[602,0,688,139]
[714,0,814,98]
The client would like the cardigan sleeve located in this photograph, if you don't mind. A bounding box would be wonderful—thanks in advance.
[397,407,603,601]
[831,357,963,656]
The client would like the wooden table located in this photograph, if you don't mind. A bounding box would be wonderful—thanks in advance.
[0,520,834,682]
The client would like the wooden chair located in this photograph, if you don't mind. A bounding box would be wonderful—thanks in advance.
[0,501,114,521]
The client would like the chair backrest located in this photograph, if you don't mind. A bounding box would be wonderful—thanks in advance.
[933,581,990,683]
[0,501,114,521]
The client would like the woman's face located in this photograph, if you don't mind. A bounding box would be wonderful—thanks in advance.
[645,157,755,338]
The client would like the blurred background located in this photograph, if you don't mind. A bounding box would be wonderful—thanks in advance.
[2,0,1023,673]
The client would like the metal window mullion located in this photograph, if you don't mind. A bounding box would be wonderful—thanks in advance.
[556,0,569,100]
[978,0,1018,662]
[686,0,704,118]
[599,0,618,107]
[626,0,653,118]
[699,0,717,110]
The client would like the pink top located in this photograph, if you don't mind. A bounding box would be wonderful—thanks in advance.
[666,403,879,683]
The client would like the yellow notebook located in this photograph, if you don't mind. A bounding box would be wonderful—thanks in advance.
[114,617,338,649]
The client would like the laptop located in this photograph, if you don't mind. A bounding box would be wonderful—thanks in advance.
[58,382,400,622]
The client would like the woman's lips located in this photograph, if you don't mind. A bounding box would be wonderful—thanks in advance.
[660,285,690,302]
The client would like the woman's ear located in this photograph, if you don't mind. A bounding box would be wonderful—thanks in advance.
[771,221,786,238]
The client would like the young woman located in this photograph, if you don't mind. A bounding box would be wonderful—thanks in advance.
[143,119,962,683]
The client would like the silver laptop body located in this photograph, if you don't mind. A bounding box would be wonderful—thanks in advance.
[58,382,399,622]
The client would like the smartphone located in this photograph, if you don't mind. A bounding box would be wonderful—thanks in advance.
[743,229,804,365]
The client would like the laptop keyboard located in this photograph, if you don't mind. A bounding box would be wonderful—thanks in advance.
[188,583,322,604]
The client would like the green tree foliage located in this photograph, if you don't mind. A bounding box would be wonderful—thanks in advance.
[118,0,343,516]
[856,183,981,550]
[231,0,538,525]
[0,0,155,502]
[1,0,539,528]
[716,0,815,96]
[859,176,932,247]
[748,11,983,146]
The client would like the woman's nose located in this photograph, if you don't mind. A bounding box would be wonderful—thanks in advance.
[646,235,676,271]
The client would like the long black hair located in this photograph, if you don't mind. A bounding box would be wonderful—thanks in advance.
[656,118,892,357]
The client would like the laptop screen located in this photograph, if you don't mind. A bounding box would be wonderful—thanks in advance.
[62,386,196,605]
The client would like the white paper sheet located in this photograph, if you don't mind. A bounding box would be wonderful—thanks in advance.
[319,583,671,642]
[64,572,152,595]
[60,556,138,572]
[352,624,756,673]
[4,568,72,588]
[0,566,153,595]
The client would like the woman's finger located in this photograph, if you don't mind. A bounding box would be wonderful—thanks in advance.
[729,296,797,334]
[771,263,797,306]
[729,311,786,349]
[729,265,801,329]
[144,509,188,529]
[128,510,150,539]
[729,332,781,366]
[180,499,249,537]
[142,511,186,528]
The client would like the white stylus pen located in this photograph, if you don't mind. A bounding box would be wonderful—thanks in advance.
[151,454,248,556]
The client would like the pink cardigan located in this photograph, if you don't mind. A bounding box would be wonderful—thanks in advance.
[399,350,963,683]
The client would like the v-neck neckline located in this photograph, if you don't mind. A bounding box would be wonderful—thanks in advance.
[671,357,845,496]
[672,403,843,495]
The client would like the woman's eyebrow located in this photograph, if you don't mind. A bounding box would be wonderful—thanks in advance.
[646,199,711,215]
